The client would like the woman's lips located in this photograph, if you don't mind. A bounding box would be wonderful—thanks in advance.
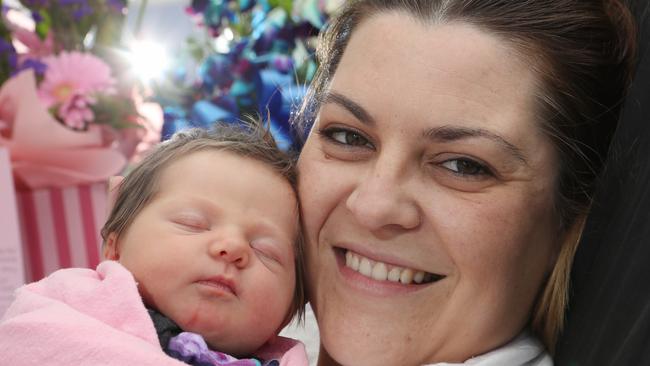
[344,249,445,284]
[334,247,445,291]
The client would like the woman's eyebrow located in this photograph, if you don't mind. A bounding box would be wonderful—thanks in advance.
[320,91,376,126]
[319,92,528,164]
[424,125,529,165]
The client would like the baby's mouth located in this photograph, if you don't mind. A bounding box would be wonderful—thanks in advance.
[197,276,237,296]
[342,249,445,285]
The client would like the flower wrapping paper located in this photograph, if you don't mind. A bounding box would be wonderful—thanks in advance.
[0,147,24,316]
[0,70,126,189]
[15,182,107,283]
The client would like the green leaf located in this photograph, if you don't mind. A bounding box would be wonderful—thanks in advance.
[268,0,291,13]
[279,0,292,13]
[35,11,51,40]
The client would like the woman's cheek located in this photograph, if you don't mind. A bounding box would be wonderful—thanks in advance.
[298,148,336,238]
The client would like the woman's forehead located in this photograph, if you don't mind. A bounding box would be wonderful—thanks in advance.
[323,13,548,159]
[334,14,534,100]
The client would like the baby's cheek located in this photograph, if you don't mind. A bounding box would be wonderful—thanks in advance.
[248,272,296,332]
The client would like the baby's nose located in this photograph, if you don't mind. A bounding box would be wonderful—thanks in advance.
[209,234,250,268]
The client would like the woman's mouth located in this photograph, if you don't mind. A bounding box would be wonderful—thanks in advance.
[340,248,445,285]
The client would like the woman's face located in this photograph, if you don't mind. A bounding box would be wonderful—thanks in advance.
[298,14,561,365]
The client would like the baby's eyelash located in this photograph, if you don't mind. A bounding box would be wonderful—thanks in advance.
[172,215,210,231]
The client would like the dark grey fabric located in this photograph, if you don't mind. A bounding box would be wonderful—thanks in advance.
[147,307,182,350]
[555,2,650,365]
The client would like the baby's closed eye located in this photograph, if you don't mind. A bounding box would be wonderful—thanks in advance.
[250,239,285,264]
[171,213,210,231]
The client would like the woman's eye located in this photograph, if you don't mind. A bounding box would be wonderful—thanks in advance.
[321,127,373,148]
[440,158,492,177]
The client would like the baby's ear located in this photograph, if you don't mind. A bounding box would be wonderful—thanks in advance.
[103,232,120,261]
[107,176,124,215]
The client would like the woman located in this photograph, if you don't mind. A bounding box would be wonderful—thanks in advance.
[292,0,637,365]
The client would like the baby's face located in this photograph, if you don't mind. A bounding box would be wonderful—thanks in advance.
[107,150,298,356]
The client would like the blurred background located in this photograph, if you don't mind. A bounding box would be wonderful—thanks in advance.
[0,0,339,363]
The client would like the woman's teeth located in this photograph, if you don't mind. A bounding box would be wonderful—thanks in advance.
[344,250,440,285]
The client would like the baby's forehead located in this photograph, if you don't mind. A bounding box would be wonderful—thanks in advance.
[173,147,290,173]
[155,148,299,217]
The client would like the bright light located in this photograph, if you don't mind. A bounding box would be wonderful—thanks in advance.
[214,27,234,53]
[127,40,169,83]
[223,28,234,41]
[214,36,230,53]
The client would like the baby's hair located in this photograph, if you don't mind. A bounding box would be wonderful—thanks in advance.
[101,121,305,321]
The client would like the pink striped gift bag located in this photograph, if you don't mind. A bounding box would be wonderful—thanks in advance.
[0,147,25,316]
[15,182,108,283]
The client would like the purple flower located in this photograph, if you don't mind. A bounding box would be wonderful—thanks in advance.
[189,0,210,13]
[31,11,44,23]
[50,0,93,19]
[0,39,18,73]
[232,58,256,79]
[106,0,126,13]
[57,0,87,5]
[20,0,49,8]
[200,54,234,91]
[73,6,92,20]
[272,55,293,73]
[0,39,14,54]
[18,58,48,76]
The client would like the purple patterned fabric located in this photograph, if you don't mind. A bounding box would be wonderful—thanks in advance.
[167,332,262,366]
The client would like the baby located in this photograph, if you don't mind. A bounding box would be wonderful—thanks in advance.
[0,123,307,366]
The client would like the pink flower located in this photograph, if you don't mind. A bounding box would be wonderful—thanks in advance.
[13,28,55,61]
[57,93,97,129]
[38,51,116,128]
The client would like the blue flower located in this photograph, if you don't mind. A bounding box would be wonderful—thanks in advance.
[200,54,234,92]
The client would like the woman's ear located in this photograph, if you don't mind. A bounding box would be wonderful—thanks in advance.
[103,232,120,261]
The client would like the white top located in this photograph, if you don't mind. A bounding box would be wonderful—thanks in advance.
[429,332,553,366]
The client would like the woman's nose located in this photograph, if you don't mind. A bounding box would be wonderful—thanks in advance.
[345,166,420,232]
[208,231,250,269]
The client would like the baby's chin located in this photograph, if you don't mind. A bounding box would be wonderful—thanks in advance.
[202,332,271,358]
[171,301,290,357]
[181,320,273,358]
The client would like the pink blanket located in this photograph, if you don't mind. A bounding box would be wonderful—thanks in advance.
[0,261,307,366]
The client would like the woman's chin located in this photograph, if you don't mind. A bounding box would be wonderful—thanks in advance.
[312,279,427,365]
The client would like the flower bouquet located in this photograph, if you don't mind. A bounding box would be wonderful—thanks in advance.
[0,0,154,188]
[155,0,342,150]
[0,0,159,282]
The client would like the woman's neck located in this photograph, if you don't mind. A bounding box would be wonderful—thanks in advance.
[317,345,342,366]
